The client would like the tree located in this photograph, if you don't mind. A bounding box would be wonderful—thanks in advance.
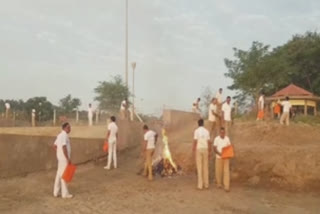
[224,31,320,111]
[224,41,271,109]
[94,75,130,113]
[200,86,213,118]
[25,97,54,121]
[59,94,81,114]
[280,32,320,94]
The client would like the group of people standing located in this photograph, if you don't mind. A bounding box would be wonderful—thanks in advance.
[52,114,158,199]
[192,88,233,192]
[193,88,233,137]
[257,93,293,125]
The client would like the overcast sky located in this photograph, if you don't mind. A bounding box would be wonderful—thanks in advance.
[1,0,319,115]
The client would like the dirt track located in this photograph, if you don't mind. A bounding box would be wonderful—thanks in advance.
[1,146,319,214]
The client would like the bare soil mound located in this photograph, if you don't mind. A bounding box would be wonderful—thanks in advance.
[166,121,320,191]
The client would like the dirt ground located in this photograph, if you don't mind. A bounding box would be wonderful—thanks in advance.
[1,121,320,213]
[167,121,320,191]
[0,145,319,214]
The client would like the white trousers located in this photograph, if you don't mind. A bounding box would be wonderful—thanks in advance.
[53,160,70,197]
[88,115,93,126]
[107,141,117,168]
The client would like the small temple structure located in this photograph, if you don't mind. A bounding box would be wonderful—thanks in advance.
[266,84,320,116]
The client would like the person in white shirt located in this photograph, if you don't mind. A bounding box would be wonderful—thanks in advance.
[280,96,292,126]
[257,93,265,121]
[104,116,119,170]
[53,122,73,199]
[142,125,158,181]
[213,127,231,192]
[5,102,10,119]
[192,98,201,114]
[120,99,127,120]
[31,109,36,127]
[215,88,223,105]
[88,103,94,126]
[193,119,211,190]
[208,98,220,139]
[222,96,232,137]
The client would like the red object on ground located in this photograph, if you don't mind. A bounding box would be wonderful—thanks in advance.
[103,141,109,152]
[222,145,234,159]
[62,164,76,183]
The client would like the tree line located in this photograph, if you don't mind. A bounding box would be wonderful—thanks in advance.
[1,75,129,121]
[224,31,320,110]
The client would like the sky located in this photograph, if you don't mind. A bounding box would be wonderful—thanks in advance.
[1,0,320,115]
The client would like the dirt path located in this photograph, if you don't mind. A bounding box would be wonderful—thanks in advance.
[0,148,319,214]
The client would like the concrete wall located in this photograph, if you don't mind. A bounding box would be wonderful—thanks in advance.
[0,121,143,178]
[163,109,200,129]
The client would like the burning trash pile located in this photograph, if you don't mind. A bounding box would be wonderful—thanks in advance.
[153,129,182,177]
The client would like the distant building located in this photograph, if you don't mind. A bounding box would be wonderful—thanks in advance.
[266,84,320,116]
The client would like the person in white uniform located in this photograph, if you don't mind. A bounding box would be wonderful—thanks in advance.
[104,116,119,170]
[213,127,231,192]
[120,99,127,120]
[193,119,211,190]
[31,109,36,127]
[208,98,220,139]
[280,96,292,126]
[88,103,94,126]
[215,88,223,105]
[53,122,73,199]
[5,102,10,119]
[257,93,265,121]
[192,98,201,114]
[222,96,232,137]
[142,125,158,181]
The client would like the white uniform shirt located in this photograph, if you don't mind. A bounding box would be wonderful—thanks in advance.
[281,101,292,113]
[258,96,264,110]
[208,103,218,122]
[108,122,118,143]
[88,106,93,117]
[5,103,10,110]
[194,127,210,149]
[192,100,200,112]
[120,100,126,111]
[144,130,157,149]
[216,92,223,104]
[54,131,71,161]
[222,103,232,121]
[213,136,231,159]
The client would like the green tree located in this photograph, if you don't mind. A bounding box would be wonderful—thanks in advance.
[224,32,320,111]
[224,41,271,108]
[94,75,130,113]
[25,97,54,121]
[280,32,320,94]
[200,86,213,118]
[59,94,81,114]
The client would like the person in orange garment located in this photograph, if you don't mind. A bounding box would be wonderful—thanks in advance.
[274,100,281,119]
[256,92,265,121]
